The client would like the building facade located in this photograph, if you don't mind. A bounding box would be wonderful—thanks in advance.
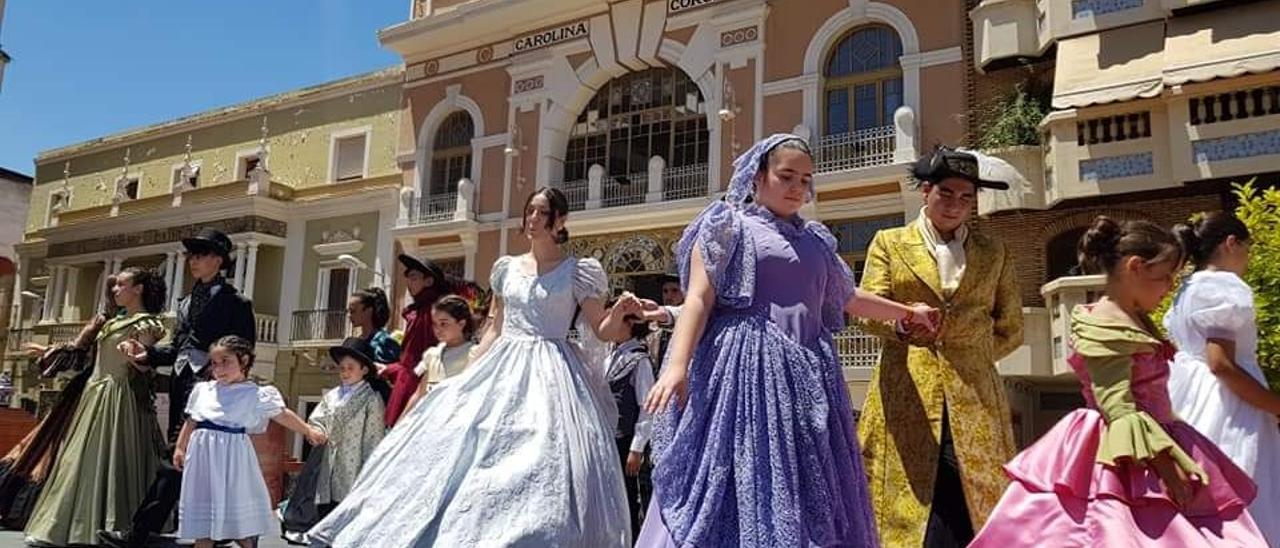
[380,0,976,410]
[4,69,405,449]
[970,0,1280,443]
[0,167,33,364]
[4,0,1278,460]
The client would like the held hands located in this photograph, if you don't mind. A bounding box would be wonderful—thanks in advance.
[899,303,942,346]
[636,298,672,324]
[117,339,148,364]
[611,292,643,318]
[306,427,329,446]
[625,451,644,477]
[20,342,50,359]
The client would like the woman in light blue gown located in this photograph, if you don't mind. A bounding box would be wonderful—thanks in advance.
[307,187,638,547]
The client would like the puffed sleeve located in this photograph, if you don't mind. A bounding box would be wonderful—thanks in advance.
[675,201,755,309]
[1188,273,1254,340]
[573,258,609,304]
[1085,353,1205,482]
[490,255,513,296]
[256,385,286,420]
[806,220,856,332]
[128,315,168,346]
[184,381,210,418]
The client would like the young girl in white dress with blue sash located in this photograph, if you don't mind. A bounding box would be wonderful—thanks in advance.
[175,336,326,547]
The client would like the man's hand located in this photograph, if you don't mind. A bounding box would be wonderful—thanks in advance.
[625,451,643,477]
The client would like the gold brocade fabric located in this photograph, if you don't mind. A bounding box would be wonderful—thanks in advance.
[856,225,1023,546]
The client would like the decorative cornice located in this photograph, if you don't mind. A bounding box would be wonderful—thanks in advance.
[47,216,288,258]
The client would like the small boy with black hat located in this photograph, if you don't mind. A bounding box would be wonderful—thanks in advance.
[280,337,387,544]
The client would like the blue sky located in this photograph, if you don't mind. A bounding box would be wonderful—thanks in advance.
[0,1,405,175]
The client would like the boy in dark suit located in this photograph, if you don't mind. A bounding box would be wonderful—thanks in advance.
[100,227,256,547]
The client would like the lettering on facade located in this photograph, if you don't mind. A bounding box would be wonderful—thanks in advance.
[668,0,720,13]
[512,21,590,53]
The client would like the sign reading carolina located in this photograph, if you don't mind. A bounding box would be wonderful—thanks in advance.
[513,21,589,53]
[668,0,721,13]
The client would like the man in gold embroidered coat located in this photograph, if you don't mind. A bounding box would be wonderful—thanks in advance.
[857,147,1024,547]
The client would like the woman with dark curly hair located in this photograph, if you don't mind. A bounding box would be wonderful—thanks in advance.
[24,267,170,546]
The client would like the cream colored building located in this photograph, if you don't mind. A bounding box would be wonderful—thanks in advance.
[971,0,1280,442]
[4,69,405,434]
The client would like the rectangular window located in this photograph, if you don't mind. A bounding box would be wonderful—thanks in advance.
[825,88,849,136]
[333,133,367,182]
[239,155,261,180]
[122,177,140,200]
[853,83,879,131]
[171,165,200,189]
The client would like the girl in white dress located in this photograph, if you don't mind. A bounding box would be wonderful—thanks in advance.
[175,336,326,547]
[307,187,640,547]
[404,294,478,414]
[1166,211,1280,546]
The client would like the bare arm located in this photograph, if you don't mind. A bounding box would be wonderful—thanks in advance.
[845,290,935,327]
[643,245,715,413]
[1206,338,1280,416]
[173,419,196,470]
[579,295,638,343]
[273,408,327,445]
[469,296,505,363]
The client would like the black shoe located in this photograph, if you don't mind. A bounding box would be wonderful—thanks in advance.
[96,530,147,548]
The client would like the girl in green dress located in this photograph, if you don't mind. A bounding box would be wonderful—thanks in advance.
[24,267,168,546]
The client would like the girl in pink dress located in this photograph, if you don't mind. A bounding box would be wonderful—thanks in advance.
[970,216,1266,547]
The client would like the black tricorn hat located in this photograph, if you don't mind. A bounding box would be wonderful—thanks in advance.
[397,253,446,281]
[182,227,234,264]
[328,337,375,370]
[910,146,1010,191]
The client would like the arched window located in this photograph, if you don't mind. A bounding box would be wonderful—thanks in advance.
[823,25,903,136]
[564,67,709,184]
[429,111,474,196]
[1046,227,1087,281]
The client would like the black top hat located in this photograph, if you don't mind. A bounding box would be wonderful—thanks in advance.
[329,337,376,371]
[397,253,445,281]
[910,146,1010,190]
[182,227,234,263]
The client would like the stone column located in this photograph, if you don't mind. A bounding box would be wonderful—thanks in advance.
[243,241,260,300]
[170,250,187,311]
[460,233,478,281]
[162,251,176,310]
[60,266,79,322]
[94,258,111,314]
[233,243,248,292]
[46,266,66,323]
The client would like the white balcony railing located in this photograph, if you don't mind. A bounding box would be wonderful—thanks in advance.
[833,325,882,369]
[663,163,709,201]
[291,309,352,343]
[601,172,648,208]
[256,314,279,344]
[555,179,590,212]
[398,178,476,227]
[814,126,897,174]
[557,161,710,212]
[411,193,457,224]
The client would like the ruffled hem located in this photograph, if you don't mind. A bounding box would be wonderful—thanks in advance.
[1004,409,1256,517]
[650,314,876,547]
[1099,411,1206,483]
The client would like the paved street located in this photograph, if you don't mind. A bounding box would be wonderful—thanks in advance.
[0,531,294,548]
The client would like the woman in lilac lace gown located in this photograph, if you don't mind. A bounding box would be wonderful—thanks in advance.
[637,134,938,547]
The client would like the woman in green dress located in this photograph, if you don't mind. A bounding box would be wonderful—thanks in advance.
[24,267,168,546]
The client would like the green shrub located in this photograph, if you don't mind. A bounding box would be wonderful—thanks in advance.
[976,84,1050,150]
